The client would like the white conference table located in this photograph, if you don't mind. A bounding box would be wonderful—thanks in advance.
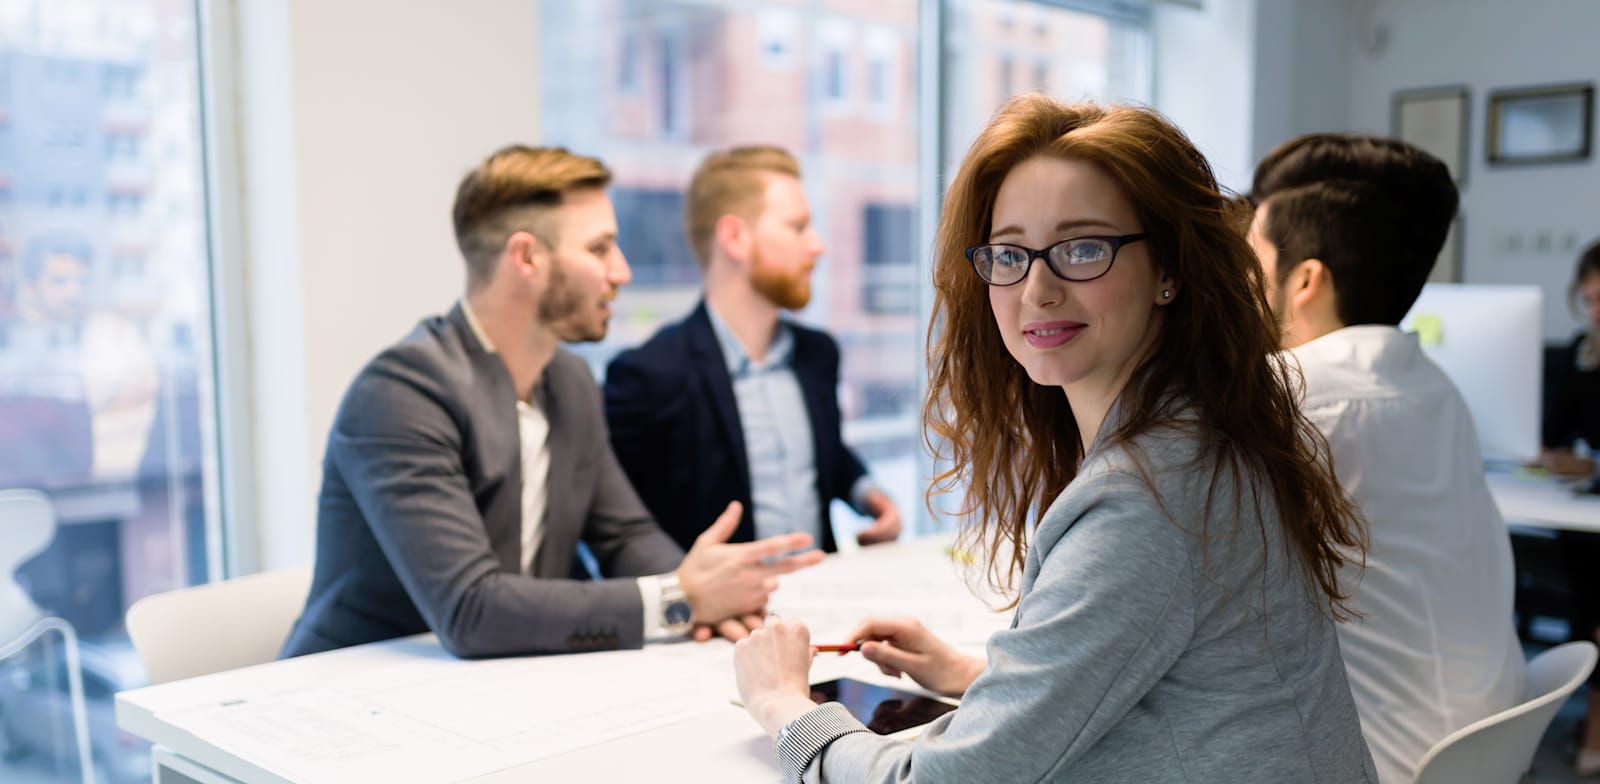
[116,474,1599,783]
[1486,469,1600,534]
[116,537,1012,784]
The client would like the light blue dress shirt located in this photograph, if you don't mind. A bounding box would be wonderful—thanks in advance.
[705,307,876,543]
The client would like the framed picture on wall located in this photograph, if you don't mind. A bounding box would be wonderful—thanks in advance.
[1487,82,1595,165]
[1393,85,1469,186]
[1428,214,1463,284]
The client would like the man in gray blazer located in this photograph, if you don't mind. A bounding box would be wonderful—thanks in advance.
[282,145,824,660]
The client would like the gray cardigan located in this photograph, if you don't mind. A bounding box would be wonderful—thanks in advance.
[785,414,1377,783]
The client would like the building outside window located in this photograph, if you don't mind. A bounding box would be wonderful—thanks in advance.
[0,1,223,782]
[943,0,1152,174]
[539,0,923,537]
[817,16,855,111]
[862,202,916,316]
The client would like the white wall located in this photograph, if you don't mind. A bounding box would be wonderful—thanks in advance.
[230,1,542,570]
[1338,0,1599,340]
[1225,0,1598,339]
[1151,0,1258,193]
[1250,0,1352,165]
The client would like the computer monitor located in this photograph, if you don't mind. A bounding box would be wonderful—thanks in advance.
[1400,283,1544,463]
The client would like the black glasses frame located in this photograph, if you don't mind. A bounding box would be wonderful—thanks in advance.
[964,233,1149,286]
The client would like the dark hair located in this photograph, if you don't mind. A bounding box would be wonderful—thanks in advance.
[451,145,612,288]
[1250,134,1458,326]
[926,96,1366,619]
[1572,240,1600,315]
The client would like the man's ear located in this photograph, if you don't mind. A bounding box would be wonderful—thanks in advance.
[503,230,547,281]
[1286,258,1330,312]
[713,213,753,266]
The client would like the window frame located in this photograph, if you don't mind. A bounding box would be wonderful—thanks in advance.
[196,0,257,578]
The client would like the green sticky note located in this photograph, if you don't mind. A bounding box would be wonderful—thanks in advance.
[1413,313,1443,347]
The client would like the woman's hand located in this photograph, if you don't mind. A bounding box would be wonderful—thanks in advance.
[846,617,986,698]
[734,619,825,737]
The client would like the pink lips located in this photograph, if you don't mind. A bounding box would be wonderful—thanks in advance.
[1022,320,1085,348]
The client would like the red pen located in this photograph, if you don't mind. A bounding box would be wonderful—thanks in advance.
[814,643,860,654]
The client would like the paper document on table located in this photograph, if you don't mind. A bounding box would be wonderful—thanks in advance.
[162,692,517,783]
[768,542,1012,647]
[158,647,735,783]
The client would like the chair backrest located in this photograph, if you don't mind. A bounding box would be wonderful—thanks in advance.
[126,565,313,684]
[1413,640,1598,784]
[0,489,54,643]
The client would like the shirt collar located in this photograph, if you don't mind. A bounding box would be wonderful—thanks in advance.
[705,303,794,375]
[1288,324,1417,371]
[460,298,550,408]
[459,298,497,354]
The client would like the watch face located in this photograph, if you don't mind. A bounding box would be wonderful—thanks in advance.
[665,600,693,626]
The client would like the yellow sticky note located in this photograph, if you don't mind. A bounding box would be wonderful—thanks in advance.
[943,545,975,565]
[1412,313,1443,347]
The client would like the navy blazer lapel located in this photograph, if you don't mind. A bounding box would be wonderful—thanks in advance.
[686,303,751,496]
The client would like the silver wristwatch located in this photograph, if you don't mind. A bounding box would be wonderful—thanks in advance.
[659,574,694,635]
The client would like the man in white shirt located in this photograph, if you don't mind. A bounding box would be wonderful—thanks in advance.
[1247,134,1525,783]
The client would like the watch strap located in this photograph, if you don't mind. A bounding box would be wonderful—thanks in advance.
[659,574,693,634]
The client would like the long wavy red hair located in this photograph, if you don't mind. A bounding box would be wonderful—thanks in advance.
[925,96,1366,618]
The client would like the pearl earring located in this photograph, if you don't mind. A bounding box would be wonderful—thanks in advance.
[1162,290,1172,299]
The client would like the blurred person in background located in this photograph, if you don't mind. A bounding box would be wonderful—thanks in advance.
[1542,241,1600,478]
[0,236,95,490]
[1542,242,1600,775]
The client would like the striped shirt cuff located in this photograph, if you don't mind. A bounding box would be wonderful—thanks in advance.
[775,702,870,783]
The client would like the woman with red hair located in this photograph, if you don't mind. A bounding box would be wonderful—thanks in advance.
[734,96,1375,782]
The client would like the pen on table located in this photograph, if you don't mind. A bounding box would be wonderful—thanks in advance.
[814,643,860,654]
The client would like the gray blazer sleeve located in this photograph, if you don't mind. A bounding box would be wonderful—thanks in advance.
[791,472,1198,783]
[331,353,680,658]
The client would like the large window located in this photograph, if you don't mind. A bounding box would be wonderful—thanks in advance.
[943,0,1152,172]
[862,203,917,316]
[0,1,221,781]
[537,0,1151,538]
[611,188,698,286]
[540,0,924,540]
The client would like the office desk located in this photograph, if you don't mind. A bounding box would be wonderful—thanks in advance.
[1487,470,1600,533]
[116,537,1011,783]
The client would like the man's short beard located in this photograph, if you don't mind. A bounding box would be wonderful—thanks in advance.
[539,259,606,342]
[750,247,811,311]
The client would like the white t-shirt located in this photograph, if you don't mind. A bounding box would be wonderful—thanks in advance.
[1289,325,1525,783]
[516,394,551,575]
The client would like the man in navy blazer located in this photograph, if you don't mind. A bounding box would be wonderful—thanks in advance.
[282,146,823,660]
[605,146,900,554]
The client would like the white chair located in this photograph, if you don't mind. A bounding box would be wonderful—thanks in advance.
[0,489,94,783]
[0,489,54,642]
[1413,640,1598,784]
[126,565,313,685]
